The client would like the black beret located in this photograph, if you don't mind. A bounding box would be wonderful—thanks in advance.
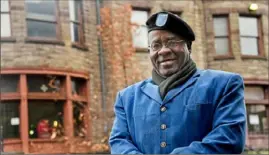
[146,11,195,41]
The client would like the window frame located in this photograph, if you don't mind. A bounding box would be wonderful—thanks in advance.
[25,0,62,43]
[212,14,234,60]
[69,0,86,49]
[239,14,265,59]
[0,68,90,153]
[131,7,150,53]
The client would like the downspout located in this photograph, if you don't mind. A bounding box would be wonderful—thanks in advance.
[96,0,107,114]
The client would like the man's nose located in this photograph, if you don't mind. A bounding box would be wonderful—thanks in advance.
[158,46,171,55]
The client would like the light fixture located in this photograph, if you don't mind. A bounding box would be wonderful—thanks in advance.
[29,130,34,135]
[249,3,258,11]
[53,120,58,127]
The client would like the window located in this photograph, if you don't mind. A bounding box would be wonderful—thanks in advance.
[0,69,89,146]
[245,86,264,100]
[131,9,148,49]
[245,85,268,136]
[1,0,11,37]
[27,75,63,93]
[71,77,86,96]
[0,101,20,138]
[213,16,230,55]
[0,75,19,93]
[69,0,84,44]
[28,100,64,139]
[239,16,260,56]
[73,101,86,137]
[25,0,58,39]
[247,105,268,134]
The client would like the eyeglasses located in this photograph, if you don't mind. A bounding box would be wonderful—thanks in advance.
[149,40,185,52]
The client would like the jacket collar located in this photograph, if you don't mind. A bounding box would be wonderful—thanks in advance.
[141,69,201,105]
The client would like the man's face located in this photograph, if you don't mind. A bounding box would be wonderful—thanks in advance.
[148,30,188,77]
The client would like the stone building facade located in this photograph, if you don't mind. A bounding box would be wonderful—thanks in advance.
[0,0,268,154]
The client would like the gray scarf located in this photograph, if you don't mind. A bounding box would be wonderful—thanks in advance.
[152,51,197,100]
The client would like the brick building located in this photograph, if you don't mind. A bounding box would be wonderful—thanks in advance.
[0,0,268,154]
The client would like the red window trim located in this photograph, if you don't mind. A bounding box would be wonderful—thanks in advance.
[0,68,91,154]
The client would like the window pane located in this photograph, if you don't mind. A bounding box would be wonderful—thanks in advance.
[132,26,148,48]
[131,10,148,48]
[213,17,228,36]
[69,0,75,20]
[214,38,229,55]
[71,78,86,96]
[27,75,62,93]
[239,17,258,37]
[1,0,9,12]
[1,14,11,37]
[131,10,148,25]
[0,101,20,138]
[73,101,86,137]
[247,105,268,134]
[245,86,264,100]
[28,100,64,139]
[0,75,19,93]
[74,0,82,21]
[69,0,82,21]
[240,37,258,55]
[26,0,56,17]
[27,20,56,38]
[70,23,79,42]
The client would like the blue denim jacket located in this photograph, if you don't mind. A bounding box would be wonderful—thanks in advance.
[109,69,246,154]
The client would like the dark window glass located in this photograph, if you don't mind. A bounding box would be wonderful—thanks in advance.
[71,78,86,96]
[27,75,62,93]
[73,101,86,137]
[28,100,64,139]
[27,20,56,38]
[26,0,56,16]
[71,23,79,42]
[247,105,268,135]
[0,101,20,138]
[0,75,19,93]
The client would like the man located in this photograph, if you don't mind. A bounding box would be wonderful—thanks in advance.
[109,11,246,154]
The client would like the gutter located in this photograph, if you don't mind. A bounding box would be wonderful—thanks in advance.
[95,0,107,113]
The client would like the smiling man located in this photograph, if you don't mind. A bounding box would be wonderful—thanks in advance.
[109,11,246,154]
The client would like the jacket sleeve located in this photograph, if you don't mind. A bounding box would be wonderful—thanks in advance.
[170,74,246,154]
[109,92,143,154]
